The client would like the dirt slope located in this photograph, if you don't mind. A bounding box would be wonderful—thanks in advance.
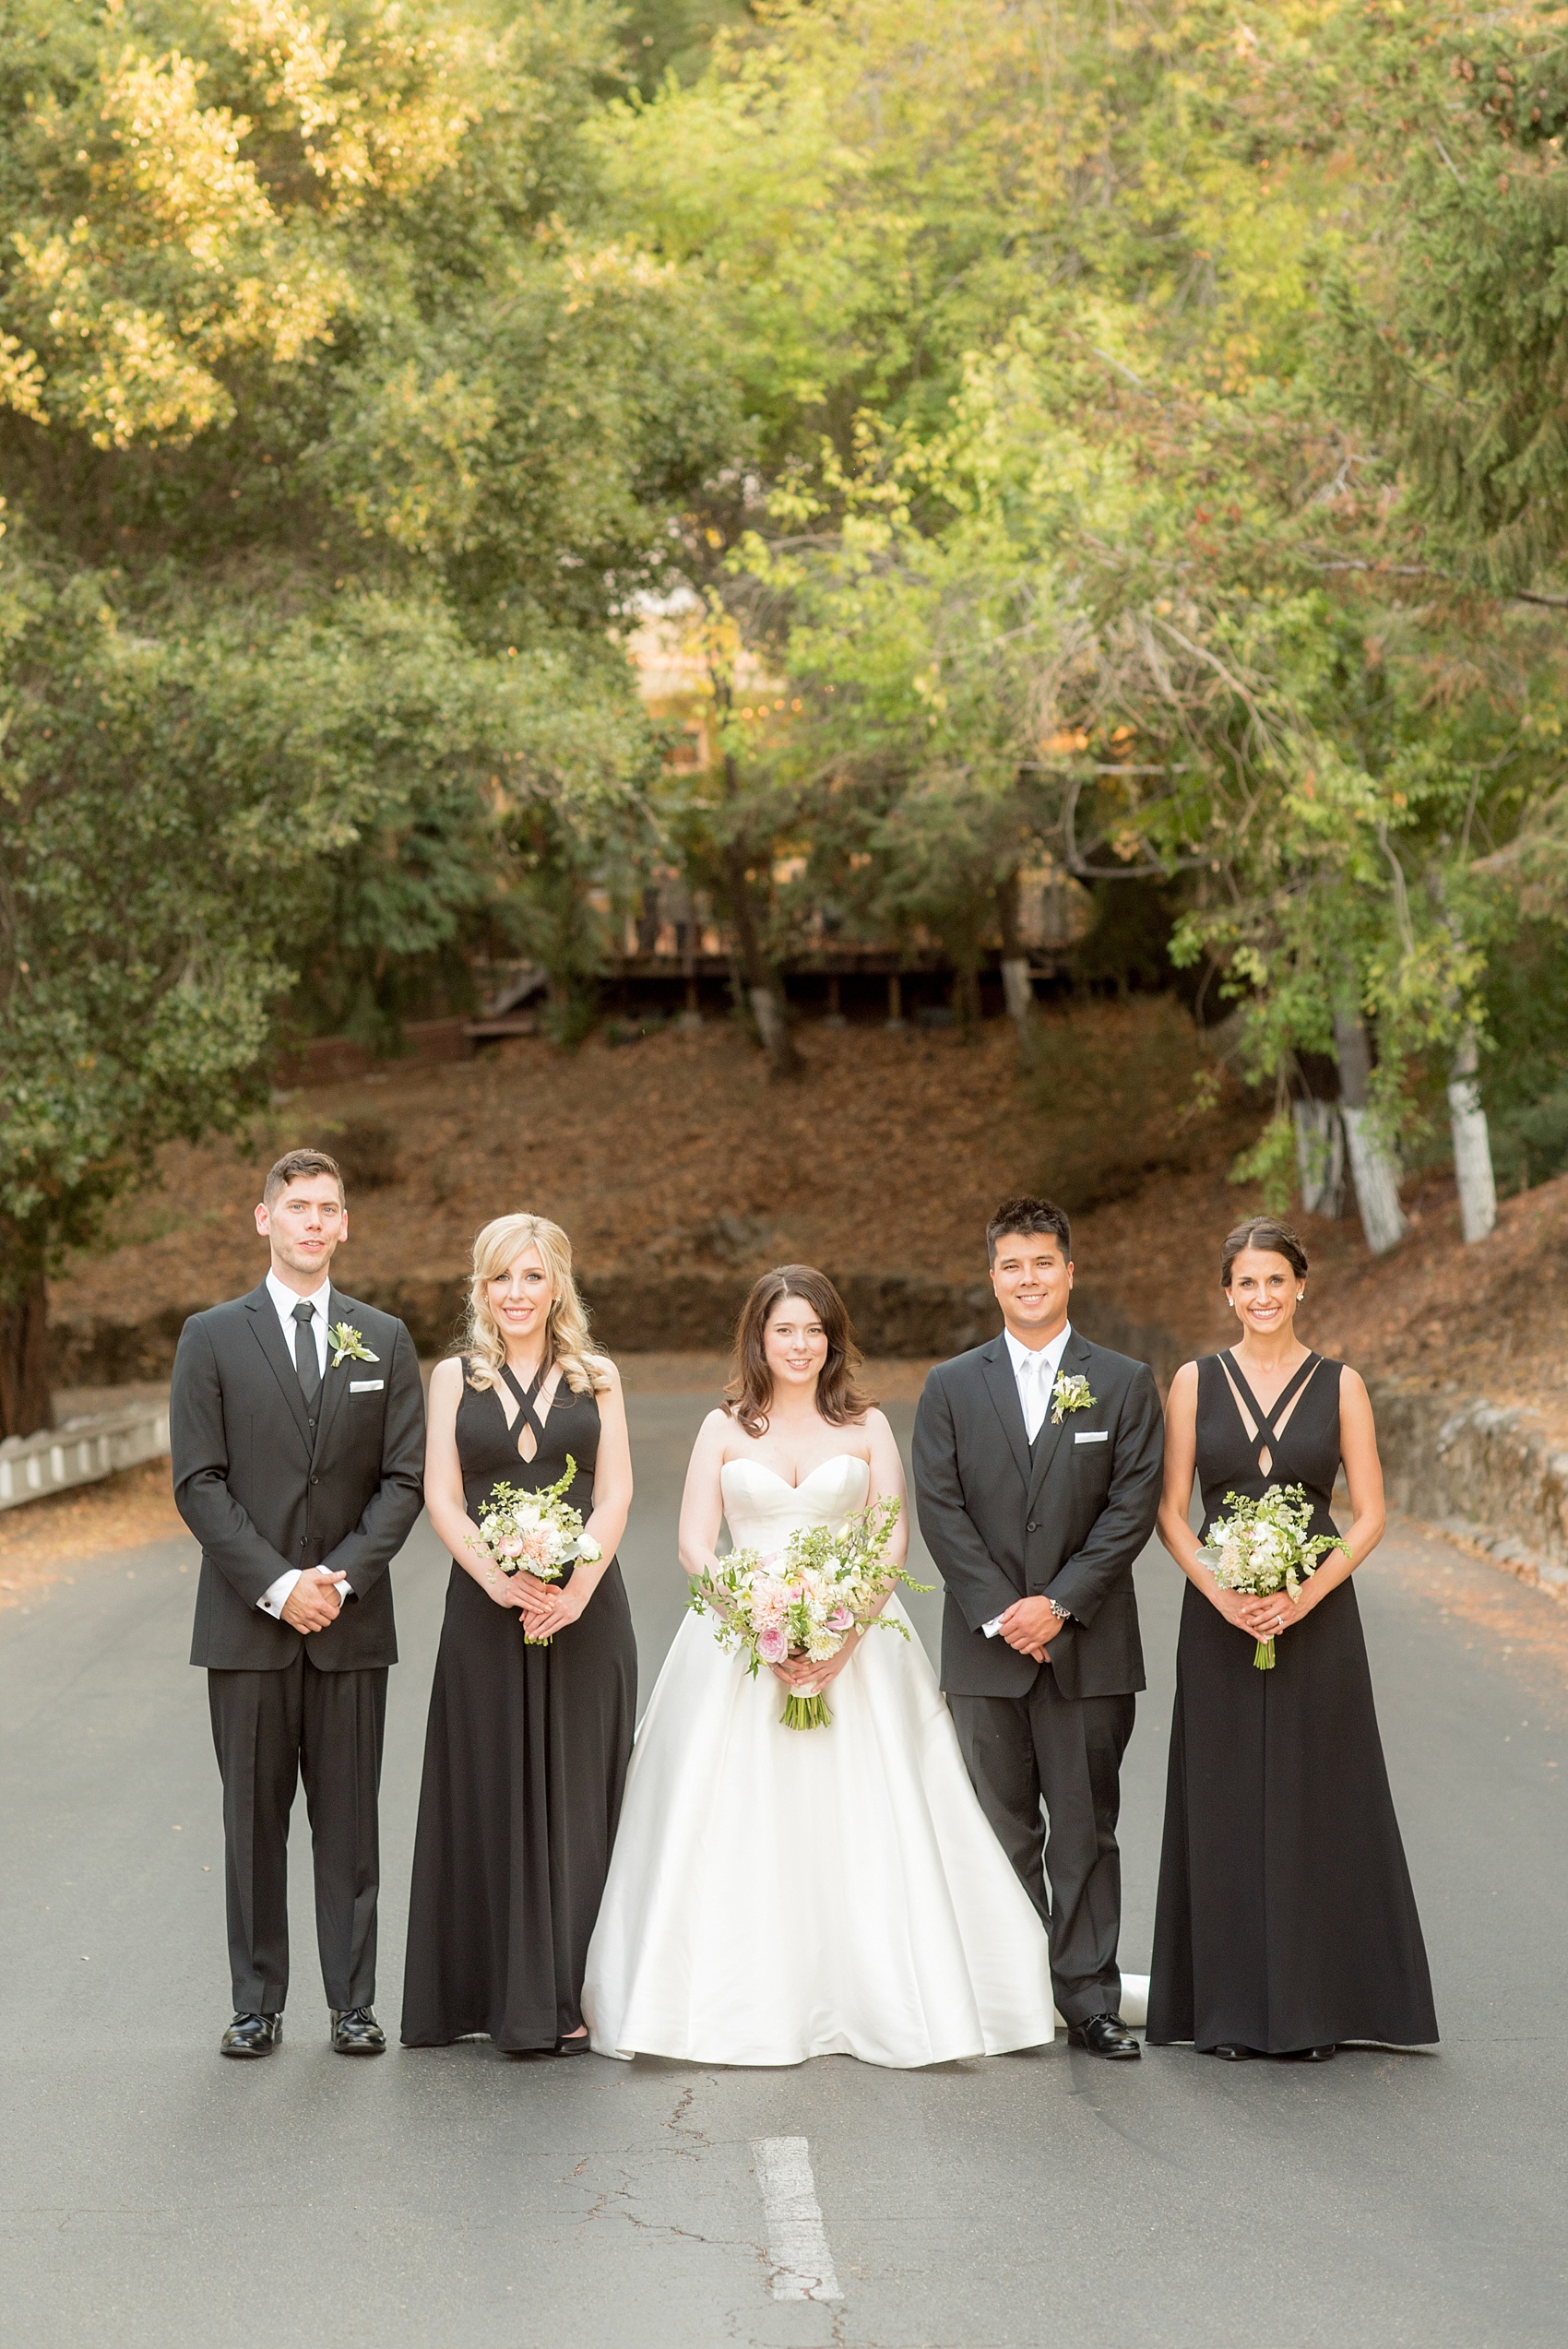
[51,1005,1254,1339]
[49,1002,1561,1428]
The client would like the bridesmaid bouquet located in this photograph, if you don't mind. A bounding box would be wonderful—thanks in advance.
[469,1461,601,1644]
[1197,1484,1345,1669]
[689,1496,928,1730]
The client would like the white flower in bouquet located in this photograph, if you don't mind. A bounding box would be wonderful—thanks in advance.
[689,1495,929,1729]
[468,1461,601,1645]
[1198,1482,1346,1669]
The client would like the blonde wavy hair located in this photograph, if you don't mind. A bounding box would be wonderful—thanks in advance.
[461,1213,610,1396]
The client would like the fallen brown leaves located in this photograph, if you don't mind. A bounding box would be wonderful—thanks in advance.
[0,1460,184,1608]
[54,1000,1568,1435]
[1380,1516,1568,1702]
[51,1005,1258,1346]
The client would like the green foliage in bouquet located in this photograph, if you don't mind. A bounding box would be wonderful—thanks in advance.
[1198,1483,1347,1672]
[691,1495,930,1730]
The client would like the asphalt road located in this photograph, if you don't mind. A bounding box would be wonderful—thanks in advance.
[2,1392,1565,2349]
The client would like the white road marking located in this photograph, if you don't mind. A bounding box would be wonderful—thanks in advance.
[751,2136,843,2302]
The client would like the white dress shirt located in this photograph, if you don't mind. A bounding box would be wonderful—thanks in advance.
[256,1270,350,1621]
[982,1322,1074,1640]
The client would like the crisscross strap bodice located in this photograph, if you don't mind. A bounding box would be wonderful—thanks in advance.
[497,1358,552,1453]
[1221,1349,1321,1477]
[454,1354,600,1532]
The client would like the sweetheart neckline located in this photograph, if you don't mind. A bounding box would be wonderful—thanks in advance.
[720,1452,869,1495]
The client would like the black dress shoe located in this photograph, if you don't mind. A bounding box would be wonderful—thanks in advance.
[1279,2043,1336,2063]
[220,2011,281,2058]
[330,2007,386,2055]
[1209,2043,1259,2061]
[1066,2013,1141,2059]
[552,2029,591,2058]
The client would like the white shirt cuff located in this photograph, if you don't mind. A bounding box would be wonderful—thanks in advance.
[982,1613,1005,1639]
[257,1569,350,1619]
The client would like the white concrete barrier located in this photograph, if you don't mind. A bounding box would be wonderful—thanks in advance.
[0,1402,171,1513]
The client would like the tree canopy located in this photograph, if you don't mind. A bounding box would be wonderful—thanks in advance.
[8,0,1568,1427]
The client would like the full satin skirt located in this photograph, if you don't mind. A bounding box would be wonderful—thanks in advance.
[582,1598,1059,2067]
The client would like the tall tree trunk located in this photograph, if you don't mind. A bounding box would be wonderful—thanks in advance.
[1292,1096,1345,1218]
[1448,1026,1498,1243]
[0,1240,53,1439]
[997,874,1035,1040]
[720,788,799,1076]
[1333,1002,1407,1256]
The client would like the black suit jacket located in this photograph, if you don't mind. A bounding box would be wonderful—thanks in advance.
[911,1327,1163,1702]
[172,1281,425,1671]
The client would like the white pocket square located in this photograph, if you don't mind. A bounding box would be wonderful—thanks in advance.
[349,1379,385,1393]
[1074,1430,1109,1444]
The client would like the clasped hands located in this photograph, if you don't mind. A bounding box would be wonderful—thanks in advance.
[771,1633,860,1699]
[1215,1584,1301,1642]
[995,1595,1068,1665]
[279,1566,347,1634]
[485,1567,588,1639]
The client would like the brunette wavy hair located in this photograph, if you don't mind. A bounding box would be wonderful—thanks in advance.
[461,1213,610,1397]
[723,1264,873,1438]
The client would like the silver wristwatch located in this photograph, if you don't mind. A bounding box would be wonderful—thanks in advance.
[1046,1597,1072,1621]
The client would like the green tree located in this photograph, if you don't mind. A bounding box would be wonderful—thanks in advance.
[0,0,741,1430]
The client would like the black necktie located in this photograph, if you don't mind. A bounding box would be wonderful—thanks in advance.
[292,1299,321,1418]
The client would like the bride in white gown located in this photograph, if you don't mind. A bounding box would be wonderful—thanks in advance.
[582,1264,1059,2067]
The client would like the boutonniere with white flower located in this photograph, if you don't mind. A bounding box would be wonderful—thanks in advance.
[329,1322,379,1369]
[1051,1372,1095,1425]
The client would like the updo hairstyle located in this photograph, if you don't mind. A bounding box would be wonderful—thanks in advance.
[1220,1216,1309,1291]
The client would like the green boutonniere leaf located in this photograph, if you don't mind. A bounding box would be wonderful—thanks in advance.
[1051,1373,1096,1425]
[329,1321,379,1368]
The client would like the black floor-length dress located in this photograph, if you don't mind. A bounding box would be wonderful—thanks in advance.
[401,1361,636,2050]
[1146,1352,1437,2054]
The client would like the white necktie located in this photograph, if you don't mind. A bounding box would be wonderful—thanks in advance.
[1023,1352,1051,1443]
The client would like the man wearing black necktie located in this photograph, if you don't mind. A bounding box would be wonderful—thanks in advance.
[170,1149,424,2058]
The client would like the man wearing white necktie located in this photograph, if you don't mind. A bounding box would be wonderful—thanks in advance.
[913,1197,1164,2058]
[980,1322,1076,1637]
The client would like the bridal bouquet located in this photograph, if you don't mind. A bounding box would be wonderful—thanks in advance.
[1197,1484,1344,1670]
[468,1462,600,1645]
[689,1496,927,1730]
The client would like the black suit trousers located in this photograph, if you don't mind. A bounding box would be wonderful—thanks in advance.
[208,1653,387,2014]
[949,1676,1135,2028]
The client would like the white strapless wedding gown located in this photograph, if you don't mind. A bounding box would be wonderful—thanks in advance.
[582,1454,1059,2066]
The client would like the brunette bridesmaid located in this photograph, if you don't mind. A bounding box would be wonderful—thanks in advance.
[401,1214,636,2054]
[1146,1216,1437,2061]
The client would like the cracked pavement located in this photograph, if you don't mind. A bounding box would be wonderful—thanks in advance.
[2,1393,1565,2346]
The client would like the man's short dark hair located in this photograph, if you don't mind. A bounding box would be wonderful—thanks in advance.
[986,1196,1072,1265]
[264,1148,345,1206]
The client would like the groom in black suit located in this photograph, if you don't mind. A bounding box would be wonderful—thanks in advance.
[913,1197,1163,2058]
[171,1148,425,2057]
